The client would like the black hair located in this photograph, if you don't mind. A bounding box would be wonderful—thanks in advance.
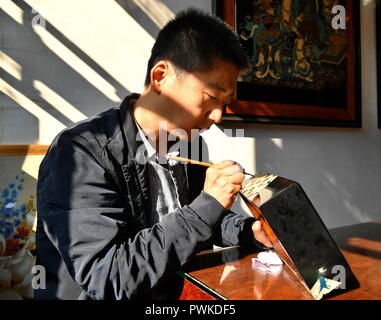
[144,8,249,86]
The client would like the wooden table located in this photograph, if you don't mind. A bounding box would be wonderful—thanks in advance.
[178,220,381,300]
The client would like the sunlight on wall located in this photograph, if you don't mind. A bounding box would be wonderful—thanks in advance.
[33,80,87,123]
[201,125,256,174]
[21,155,45,180]
[271,138,283,150]
[131,0,175,28]
[0,79,65,144]
[1,0,173,145]
[32,25,121,103]
[201,125,256,217]
[1,0,24,25]
[24,0,157,94]
[0,51,22,81]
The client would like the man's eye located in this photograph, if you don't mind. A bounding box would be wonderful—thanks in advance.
[205,92,217,100]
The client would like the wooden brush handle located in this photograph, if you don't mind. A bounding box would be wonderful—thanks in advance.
[167,156,212,167]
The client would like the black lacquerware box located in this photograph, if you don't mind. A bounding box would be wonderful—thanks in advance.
[240,174,358,299]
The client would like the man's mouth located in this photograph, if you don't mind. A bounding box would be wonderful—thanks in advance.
[198,123,213,131]
[197,127,208,133]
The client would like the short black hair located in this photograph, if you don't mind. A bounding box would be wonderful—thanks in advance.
[144,8,249,86]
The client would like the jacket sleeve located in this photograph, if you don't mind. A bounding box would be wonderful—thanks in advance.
[184,159,266,250]
[37,134,227,300]
[213,209,270,250]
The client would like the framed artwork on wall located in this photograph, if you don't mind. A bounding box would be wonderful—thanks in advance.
[0,145,48,300]
[214,0,362,127]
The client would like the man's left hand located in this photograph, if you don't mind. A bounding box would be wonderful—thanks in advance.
[252,220,273,248]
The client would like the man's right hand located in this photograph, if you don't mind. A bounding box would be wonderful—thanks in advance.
[203,160,245,210]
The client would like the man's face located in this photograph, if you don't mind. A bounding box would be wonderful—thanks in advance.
[160,58,239,141]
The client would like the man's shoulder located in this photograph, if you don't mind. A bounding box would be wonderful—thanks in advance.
[50,94,139,152]
[49,106,123,153]
[41,106,124,172]
[43,94,140,171]
[62,106,121,143]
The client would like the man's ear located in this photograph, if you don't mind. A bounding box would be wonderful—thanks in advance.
[150,60,172,95]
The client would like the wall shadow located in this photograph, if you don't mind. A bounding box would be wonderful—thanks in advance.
[1,0,134,143]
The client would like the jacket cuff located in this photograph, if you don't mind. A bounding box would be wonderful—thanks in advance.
[239,217,272,250]
[187,191,227,227]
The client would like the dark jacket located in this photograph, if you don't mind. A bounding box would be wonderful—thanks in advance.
[35,94,258,300]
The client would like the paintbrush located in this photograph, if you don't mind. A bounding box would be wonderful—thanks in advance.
[166,155,256,178]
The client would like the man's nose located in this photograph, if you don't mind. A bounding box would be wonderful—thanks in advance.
[208,108,223,124]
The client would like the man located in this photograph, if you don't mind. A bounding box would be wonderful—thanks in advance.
[35,8,272,300]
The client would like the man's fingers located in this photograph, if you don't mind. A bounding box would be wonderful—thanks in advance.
[226,172,245,185]
[204,160,244,210]
[221,164,243,176]
[212,160,236,169]
[252,220,273,248]
[213,160,245,174]
[252,220,262,232]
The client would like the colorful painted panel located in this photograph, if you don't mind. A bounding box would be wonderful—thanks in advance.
[237,0,346,91]
[0,153,44,300]
[217,0,361,127]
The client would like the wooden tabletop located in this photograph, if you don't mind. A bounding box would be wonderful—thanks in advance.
[180,220,381,300]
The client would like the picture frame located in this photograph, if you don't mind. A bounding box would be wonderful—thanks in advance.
[214,0,362,127]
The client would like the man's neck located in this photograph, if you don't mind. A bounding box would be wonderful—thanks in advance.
[132,91,176,153]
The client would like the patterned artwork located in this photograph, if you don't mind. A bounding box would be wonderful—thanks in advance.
[311,276,341,300]
[0,157,39,300]
[240,172,278,201]
[237,0,346,90]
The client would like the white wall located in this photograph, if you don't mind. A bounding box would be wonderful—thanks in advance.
[1,0,380,228]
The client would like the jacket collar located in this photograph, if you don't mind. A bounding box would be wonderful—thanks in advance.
[118,93,144,163]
